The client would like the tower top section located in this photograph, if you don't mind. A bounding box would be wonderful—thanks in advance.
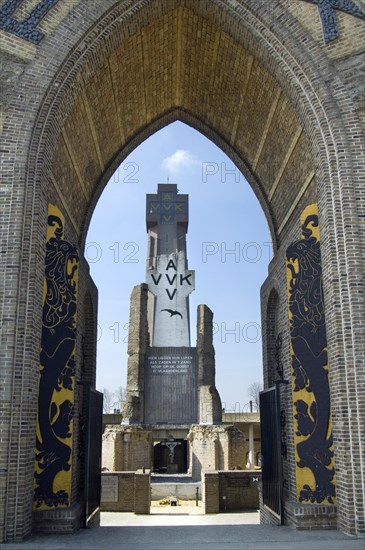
[146,184,189,260]
[146,183,188,233]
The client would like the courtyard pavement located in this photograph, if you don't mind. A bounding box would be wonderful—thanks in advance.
[2,503,364,550]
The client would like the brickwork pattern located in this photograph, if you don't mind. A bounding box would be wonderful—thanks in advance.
[0,0,60,44]
[100,473,135,513]
[203,472,220,514]
[285,500,337,530]
[0,0,364,540]
[134,470,151,514]
[188,425,246,481]
[299,0,365,42]
[261,197,345,529]
[102,427,152,473]
[218,472,260,511]
[100,470,150,514]
[261,210,312,519]
[204,471,260,513]
[32,502,84,535]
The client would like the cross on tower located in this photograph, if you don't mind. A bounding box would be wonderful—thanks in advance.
[146,184,188,228]
[146,184,189,259]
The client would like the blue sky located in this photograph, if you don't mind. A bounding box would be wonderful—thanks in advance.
[85,121,271,411]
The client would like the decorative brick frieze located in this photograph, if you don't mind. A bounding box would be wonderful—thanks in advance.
[299,0,365,42]
[0,0,60,44]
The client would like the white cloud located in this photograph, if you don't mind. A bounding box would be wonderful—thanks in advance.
[161,149,200,175]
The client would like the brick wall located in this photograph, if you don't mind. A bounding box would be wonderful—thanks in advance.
[188,425,246,481]
[32,502,84,535]
[0,0,364,540]
[203,472,220,514]
[134,470,151,514]
[204,471,260,513]
[100,471,150,514]
[261,222,301,510]
[102,427,152,472]
[285,501,337,531]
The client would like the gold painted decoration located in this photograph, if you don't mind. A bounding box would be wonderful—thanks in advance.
[34,204,79,509]
[286,204,335,504]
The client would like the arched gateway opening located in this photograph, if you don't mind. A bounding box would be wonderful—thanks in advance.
[87,121,270,490]
[1,0,364,542]
[87,120,270,409]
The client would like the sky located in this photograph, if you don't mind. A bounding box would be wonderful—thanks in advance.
[85,121,272,412]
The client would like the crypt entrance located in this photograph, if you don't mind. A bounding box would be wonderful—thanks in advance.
[1,0,364,542]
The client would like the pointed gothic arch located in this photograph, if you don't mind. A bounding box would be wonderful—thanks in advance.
[1,0,364,541]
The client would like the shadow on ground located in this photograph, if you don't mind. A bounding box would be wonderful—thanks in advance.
[2,512,364,550]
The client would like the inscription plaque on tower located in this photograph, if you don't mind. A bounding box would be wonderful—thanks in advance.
[144,347,198,424]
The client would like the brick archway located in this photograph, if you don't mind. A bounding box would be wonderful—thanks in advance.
[1,0,364,541]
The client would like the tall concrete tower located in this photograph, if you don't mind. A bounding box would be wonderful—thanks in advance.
[145,184,195,346]
[122,182,222,430]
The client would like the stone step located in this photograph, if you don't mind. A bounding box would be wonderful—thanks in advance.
[151,474,198,484]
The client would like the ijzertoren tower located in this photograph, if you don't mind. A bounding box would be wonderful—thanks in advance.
[109,184,245,480]
[122,182,222,429]
[113,184,247,480]
[146,184,195,346]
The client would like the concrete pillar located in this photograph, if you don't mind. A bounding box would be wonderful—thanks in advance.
[197,305,222,424]
[122,284,149,423]
[248,424,255,469]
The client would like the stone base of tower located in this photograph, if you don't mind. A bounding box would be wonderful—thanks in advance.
[187,424,246,481]
[102,426,153,472]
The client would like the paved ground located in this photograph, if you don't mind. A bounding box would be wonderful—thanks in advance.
[2,504,364,550]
